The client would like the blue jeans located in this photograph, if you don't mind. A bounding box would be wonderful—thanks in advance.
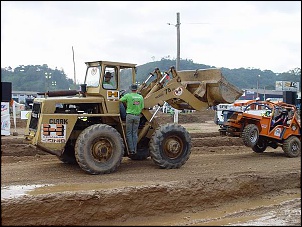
[126,114,140,153]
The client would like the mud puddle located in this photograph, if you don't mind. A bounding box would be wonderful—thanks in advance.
[1,181,154,200]
[1,184,52,200]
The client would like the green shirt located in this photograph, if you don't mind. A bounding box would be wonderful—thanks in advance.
[103,81,114,85]
[103,81,114,89]
[120,92,144,115]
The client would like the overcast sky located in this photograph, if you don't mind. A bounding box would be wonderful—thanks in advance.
[1,1,301,82]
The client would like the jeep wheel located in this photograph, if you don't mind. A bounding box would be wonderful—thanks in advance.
[252,138,267,153]
[242,124,259,147]
[75,124,124,174]
[282,136,301,158]
[149,123,192,169]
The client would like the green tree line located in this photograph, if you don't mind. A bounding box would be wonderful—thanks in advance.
[1,64,75,92]
[1,59,301,92]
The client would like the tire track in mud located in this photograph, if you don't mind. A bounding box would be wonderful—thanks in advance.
[191,133,244,147]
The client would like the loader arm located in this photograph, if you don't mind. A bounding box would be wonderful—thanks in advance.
[143,67,243,112]
[143,81,209,111]
[138,68,163,97]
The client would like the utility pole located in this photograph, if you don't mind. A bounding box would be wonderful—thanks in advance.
[167,12,181,71]
[176,12,180,71]
[174,12,181,123]
[72,46,77,88]
[257,75,260,99]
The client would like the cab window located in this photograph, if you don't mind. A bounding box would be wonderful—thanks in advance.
[103,66,117,90]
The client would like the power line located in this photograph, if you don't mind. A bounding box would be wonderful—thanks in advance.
[184,22,211,24]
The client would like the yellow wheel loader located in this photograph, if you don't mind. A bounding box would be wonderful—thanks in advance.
[24,60,243,174]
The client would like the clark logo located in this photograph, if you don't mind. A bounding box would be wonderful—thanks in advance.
[107,90,119,99]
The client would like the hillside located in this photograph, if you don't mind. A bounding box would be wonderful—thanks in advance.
[1,59,301,92]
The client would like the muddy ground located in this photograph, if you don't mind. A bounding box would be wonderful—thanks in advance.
[1,109,301,226]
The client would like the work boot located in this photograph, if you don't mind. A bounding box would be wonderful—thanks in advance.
[129,150,136,155]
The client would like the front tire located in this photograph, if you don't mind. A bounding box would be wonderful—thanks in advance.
[242,124,259,147]
[75,124,124,174]
[149,123,192,169]
[282,136,301,158]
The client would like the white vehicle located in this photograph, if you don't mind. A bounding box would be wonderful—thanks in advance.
[214,103,240,125]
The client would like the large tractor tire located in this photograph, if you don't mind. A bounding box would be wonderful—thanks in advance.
[252,137,267,153]
[129,137,150,160]
[75,124,124,174]
[242,124,259,147]
[149,123,192,169]
[282,136,301,158]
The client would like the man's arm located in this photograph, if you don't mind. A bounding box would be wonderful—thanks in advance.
[120,94,128,102]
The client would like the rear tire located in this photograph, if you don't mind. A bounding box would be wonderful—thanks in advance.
[282,136,301,158]
[75,124,124,174]
[242,124,259,147]
[149,123,191,169]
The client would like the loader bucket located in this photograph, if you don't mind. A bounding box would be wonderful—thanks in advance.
[177,68,243,106]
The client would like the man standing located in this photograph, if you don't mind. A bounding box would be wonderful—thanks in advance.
[120,84,144,155]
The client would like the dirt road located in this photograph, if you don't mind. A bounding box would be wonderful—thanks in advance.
[1,110,301,226]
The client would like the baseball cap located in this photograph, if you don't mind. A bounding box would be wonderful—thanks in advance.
[105,72,112,78]
[130,84,138,91]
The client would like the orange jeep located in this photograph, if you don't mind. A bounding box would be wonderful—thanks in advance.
[223,100,301,157]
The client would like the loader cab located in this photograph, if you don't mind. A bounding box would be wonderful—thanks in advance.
[84,60,137,97]
[84,63,118,95]
[82,61,138,115]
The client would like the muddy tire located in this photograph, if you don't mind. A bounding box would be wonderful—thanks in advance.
[252,138,267,153]
[129,137,150,160]
[242,124,259,147]
[282,136,301,158]
[75,124,124,174]
[149,123,191,169]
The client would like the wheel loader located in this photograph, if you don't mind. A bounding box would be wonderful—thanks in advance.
[24,60,243,174]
